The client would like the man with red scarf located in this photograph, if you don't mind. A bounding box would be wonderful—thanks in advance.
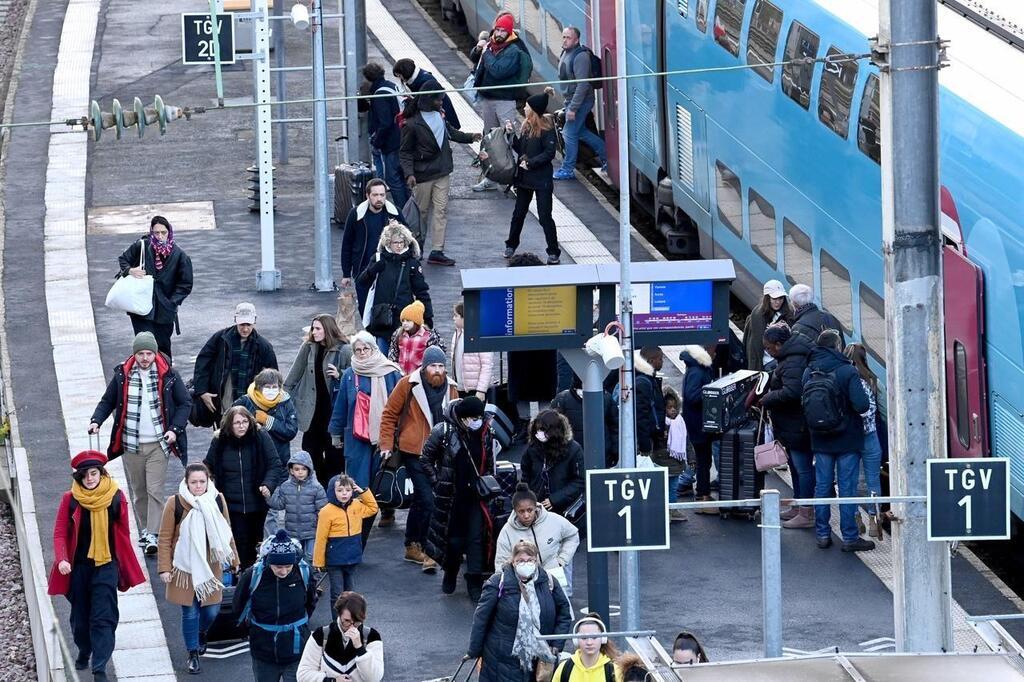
[89,331,191,555]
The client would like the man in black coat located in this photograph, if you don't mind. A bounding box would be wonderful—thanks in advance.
[789,283,844,348]
[392,58,461,130]
[88,332,190,554]
[362,62,410,210]
[633,349,665,458]
[340,178,404,312]
[550,376,618,467]
[234,530,317,680]
[192,302,278,423]
[399,81,481,267]
[801,329,872,552]
[758,322,814,529]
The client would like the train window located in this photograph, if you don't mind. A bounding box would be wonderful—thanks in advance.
[818,46,858,139]
[820,249,853,335]
[749,188,777,267]
[781,22,820,109]
[954,341,970,448]
[857,74,882,164]
[715,160,743,237]
[782,218,812,286]
[859,283,886,365]
[746,0,783,82]
[696,0,709,32]
[713,0,746,57]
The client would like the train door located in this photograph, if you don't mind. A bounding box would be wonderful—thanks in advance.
[941,187,989,458]
[597,0,620,182]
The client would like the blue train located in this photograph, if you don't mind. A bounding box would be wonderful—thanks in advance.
[454,0,1024,518]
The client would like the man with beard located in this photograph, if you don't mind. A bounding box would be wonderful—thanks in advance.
[340,179,404,312]
[399,79,481,267]
[378,346,458,572]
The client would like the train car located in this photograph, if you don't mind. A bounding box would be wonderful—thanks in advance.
[454,0,1024,519]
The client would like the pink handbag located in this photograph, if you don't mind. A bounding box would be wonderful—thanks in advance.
[754,410,788,472]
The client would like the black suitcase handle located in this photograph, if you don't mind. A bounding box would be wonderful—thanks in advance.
[449,656,479,681]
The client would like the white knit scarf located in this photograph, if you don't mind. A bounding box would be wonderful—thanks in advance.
[172,478,236,601]
[510,576,555,671]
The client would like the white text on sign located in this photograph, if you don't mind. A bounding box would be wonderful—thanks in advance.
[604,478,652,501]
[945,467,993,491]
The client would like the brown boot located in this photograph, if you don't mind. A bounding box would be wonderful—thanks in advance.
[869,514,883,540]
[404,542,426,564]
[422,555,438,574]
[694,495,718,515]
[780,506,799,521]
[782,507,814,529]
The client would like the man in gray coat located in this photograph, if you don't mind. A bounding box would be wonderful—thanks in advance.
[554,26,608,180]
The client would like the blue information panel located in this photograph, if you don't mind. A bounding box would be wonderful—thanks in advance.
[633,280,713,332]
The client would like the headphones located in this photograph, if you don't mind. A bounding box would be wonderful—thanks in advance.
[573,615,608,645]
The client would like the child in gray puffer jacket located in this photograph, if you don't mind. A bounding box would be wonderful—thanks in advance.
[265,450,328,562]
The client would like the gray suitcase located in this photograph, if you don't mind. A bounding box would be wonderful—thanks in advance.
[333,162,375,224]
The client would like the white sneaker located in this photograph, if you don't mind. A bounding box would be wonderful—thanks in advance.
[472,178,498,192]
[137,528,149,546]
[144,532,159,556]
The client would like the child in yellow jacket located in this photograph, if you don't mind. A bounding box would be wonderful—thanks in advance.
[553,615,619,682]
[313,474,378,611]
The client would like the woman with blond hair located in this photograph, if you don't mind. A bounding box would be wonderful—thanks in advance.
[501,87,560,264]
[285,314,353,487]
[357,220,433,353]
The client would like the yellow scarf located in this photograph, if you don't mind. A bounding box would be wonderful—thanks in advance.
[246,382,284,411]
[71,476,119,566]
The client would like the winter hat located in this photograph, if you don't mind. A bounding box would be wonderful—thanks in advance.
[263,529,298,566]
[132,331,159,355]
[71,450,108,471]
[421,345,448,370]
[762,279,786,299]
[494,13,514,33]
[526,88,551,116]
[454,396,485,420]
[401,300,426,326]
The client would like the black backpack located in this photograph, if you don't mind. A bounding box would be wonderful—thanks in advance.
[801,368,848,434]
[559,658,614,682]
[579,46,603,89]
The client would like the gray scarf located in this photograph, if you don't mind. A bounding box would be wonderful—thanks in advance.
[510,574,555,671]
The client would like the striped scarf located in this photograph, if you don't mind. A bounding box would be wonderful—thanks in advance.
[124,365,168,456]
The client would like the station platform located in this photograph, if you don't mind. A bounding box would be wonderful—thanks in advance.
[1,0,1022,680]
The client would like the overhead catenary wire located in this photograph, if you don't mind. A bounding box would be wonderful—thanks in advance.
[0,51,873,132]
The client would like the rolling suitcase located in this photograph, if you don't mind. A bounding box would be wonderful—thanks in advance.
[490,460,520,524]
[717,420,764,520]
[205,580,247,643]
[333,162,375,224]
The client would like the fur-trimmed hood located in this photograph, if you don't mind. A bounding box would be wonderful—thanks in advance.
[355,198,400,221]
[679,344,713,369]
[633,352,656,377]
[375,221,421,259]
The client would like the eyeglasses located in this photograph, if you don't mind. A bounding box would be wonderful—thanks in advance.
[340,616,360,628]
[353,346,373,355]
[390,240,406,247]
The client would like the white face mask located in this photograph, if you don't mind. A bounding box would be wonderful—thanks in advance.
[262,387,280,401]
[467,418,484,431]
[515,561,537,580]
[535,430,548,443]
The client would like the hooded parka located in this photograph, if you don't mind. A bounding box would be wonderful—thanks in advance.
[267,451,328,541]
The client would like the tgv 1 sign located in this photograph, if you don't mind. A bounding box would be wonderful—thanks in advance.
[927,458,1010,541]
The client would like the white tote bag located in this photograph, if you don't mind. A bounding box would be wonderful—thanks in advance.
[104,239,154,315]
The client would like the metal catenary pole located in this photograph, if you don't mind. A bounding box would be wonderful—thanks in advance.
[208,0,225,106]
[877,0,952,652]
[341,0,367,164]
[615,0,640,633]
[272,0,287,163]
[253,1,280,292]
[760,489,783,657]
[311,0,334,292]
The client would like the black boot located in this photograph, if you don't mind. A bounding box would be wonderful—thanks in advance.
[197,630,208,656]
[442,567,459,594]
[465,574,484,602]
[187,650,201,675]
[74,654,89,670]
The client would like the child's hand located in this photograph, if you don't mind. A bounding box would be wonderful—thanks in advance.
[259,485,271,498]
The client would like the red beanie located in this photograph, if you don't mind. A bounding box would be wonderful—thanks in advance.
[494,14,514,33]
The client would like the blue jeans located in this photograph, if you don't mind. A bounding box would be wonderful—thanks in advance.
[861,431,883,511]
[814,452,861,542]
[559,98,607,172]
[788,448,815,501]
[181,598,220,652]
[372,148,410,209]
[327,565,356,613]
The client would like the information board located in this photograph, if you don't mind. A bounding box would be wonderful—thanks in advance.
[478,286,578,337]
[632,280,713,332]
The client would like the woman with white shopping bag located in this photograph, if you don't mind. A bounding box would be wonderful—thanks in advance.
[156,463,238,675]
[112,216,193,358]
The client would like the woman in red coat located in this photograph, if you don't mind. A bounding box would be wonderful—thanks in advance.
[47,450,146,681]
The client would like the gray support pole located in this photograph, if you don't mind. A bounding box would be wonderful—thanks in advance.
[272,0,287,163]
[342,0,367,164]
[311,0,334,291]
[583,358,611,627]
[877,0,952,652]
[254,1,280,291]
[760,489,783,658]
[615,0,640,633]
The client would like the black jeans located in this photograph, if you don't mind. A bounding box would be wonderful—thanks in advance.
[445,497,487,576]
[251,658,298,682]
[129,315,175,358]
[69,560,119,675]
[694,440,714,497]
[302,429,344,490]
[231,509,268,569]
[401,451,435,547]
[506,186,560,258]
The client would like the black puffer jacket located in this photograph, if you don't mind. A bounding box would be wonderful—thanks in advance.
[511,126,557,191]
[192,326,278,403]
[633,354,664,453]
[117,237,194,325]
[680,345,715,445]
[801,347,870,454]
[520,420,585,514]
[357,243,433,338]
[760,333,813,452]
[204,427,285,514]
[421,402,497,566]
[233,561,317,664]
[399,111,477,183]
[791,303,844,348]
[468,564,571,682]
[549,389,618,466]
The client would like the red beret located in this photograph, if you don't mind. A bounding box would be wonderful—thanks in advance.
[71,450,108,471]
